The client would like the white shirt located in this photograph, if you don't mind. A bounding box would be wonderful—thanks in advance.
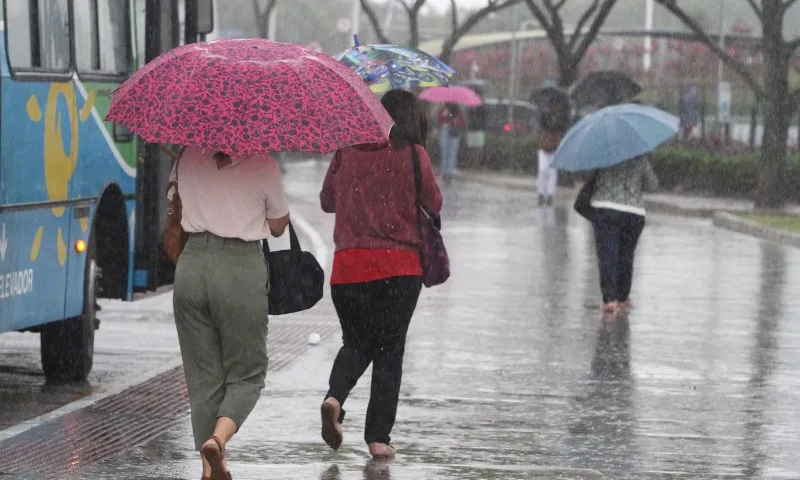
[167,148,290,241]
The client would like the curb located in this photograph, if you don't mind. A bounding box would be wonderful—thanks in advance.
[457,171,716,218]
[713,212,800,248]
[643,199,716,218]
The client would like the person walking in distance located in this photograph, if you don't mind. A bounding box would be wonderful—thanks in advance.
[318,90,443,459]
[437,102,465,183]
[536,100,569,206]
[166,148,290,480]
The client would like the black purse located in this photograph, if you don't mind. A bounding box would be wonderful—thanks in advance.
[573,172,597,220]
[262,222,324,316]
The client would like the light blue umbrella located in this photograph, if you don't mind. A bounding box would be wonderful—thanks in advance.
[552,103,679,172]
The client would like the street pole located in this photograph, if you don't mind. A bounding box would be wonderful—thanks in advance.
[350,0,361,42]
[508,28,519,126]
[267,4,277,41]
[643,0,654,71]
[716,0,725,129]
[383,0,395,33]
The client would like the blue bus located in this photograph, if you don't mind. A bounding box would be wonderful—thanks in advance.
[0,0,217,383]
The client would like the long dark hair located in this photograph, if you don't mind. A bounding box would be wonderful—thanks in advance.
[381,89,425,150]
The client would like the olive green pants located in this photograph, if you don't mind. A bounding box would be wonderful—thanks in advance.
[173,232,269,451]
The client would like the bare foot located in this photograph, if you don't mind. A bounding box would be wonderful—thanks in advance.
[618,298,633,310]
[368,442,396,459]
[201,436,231,480]
[602,302,617,314]
[321,398,343,450]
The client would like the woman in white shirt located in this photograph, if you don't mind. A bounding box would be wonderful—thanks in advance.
[166,147,289,480]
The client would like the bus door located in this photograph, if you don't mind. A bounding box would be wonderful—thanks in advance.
[0,0,74,330]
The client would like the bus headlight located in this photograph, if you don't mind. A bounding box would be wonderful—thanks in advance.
[75,240,87,254]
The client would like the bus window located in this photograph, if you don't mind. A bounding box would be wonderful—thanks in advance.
[74,0,131,75]
[6,0,71,71]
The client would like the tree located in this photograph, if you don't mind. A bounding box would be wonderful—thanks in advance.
[251,0,278,39]
[439,0,523,64]
[359,0,519,56]
[655,0,800,208]
[359,0,424,47]
[522,0,618,87]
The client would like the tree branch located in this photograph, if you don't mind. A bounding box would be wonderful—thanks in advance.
[251,0,278,38]
[784,0,800,13]
[523,0,564,53]
[404,0,427,47]
[394,0,412,13]
[569,0,615,61]
[655,0,764,98]
[567,0,600,53]
[449,0,458,34]
[359,0,392,44]
[745,0,764,22]
[788,37,800,52]
[440,0,521,63]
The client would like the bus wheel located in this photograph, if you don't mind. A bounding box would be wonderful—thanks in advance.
[40,230,99,383]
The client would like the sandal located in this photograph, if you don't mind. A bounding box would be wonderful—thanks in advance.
[369,443,396,459]
[201,435,232,480]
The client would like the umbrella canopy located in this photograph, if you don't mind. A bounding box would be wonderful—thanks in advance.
[338,43,458,93]
[530,86,571,132]
[105,38,395,156]
[569,70,642,107]
[419,86,483,107]
[530,86,569,110]
[552,103,679,172]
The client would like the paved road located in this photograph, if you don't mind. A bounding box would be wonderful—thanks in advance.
[5,160,800,479]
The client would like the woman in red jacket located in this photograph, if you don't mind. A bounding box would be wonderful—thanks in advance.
[318,90,443,459]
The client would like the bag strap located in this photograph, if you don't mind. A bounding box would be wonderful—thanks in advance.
[262,221,300,258]
[166,146,187,197]
[409,144,424,242]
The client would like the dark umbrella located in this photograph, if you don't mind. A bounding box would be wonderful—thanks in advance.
[530,87,571,132]
[569,70,642,107]
[530,86,569,110]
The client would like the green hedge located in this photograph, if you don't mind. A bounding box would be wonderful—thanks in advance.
[425,129,800,200]
[650,148,800,200]
[427,132,541,175]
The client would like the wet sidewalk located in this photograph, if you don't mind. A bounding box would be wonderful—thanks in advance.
[6,161,800,479]
[456,170,800,217]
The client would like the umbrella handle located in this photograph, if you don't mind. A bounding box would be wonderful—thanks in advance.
[353,34,360,47]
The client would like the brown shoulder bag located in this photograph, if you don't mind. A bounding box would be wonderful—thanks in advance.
[539,129,563,153]
[163,154,188,264]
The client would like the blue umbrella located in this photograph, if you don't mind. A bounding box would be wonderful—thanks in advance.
[552,103,679,172]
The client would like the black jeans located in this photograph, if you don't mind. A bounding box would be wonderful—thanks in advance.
[591,208,646,304]
[325,276,423,445]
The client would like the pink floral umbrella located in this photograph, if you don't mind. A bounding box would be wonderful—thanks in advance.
[418,86,483,107]
[105,38,395,156]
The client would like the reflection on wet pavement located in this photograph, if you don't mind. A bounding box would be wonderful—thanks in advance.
[29,163,800,478]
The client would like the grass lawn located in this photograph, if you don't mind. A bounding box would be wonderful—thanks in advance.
[739,214,800,233]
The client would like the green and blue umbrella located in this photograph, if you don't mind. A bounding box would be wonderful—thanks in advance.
[338,35,458,93]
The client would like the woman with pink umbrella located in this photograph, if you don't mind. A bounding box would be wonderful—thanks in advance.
[106,38,394,480]
[420,86,483,183]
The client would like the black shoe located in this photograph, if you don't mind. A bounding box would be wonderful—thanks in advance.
[546,196,553,206]
[538,195,545,206]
